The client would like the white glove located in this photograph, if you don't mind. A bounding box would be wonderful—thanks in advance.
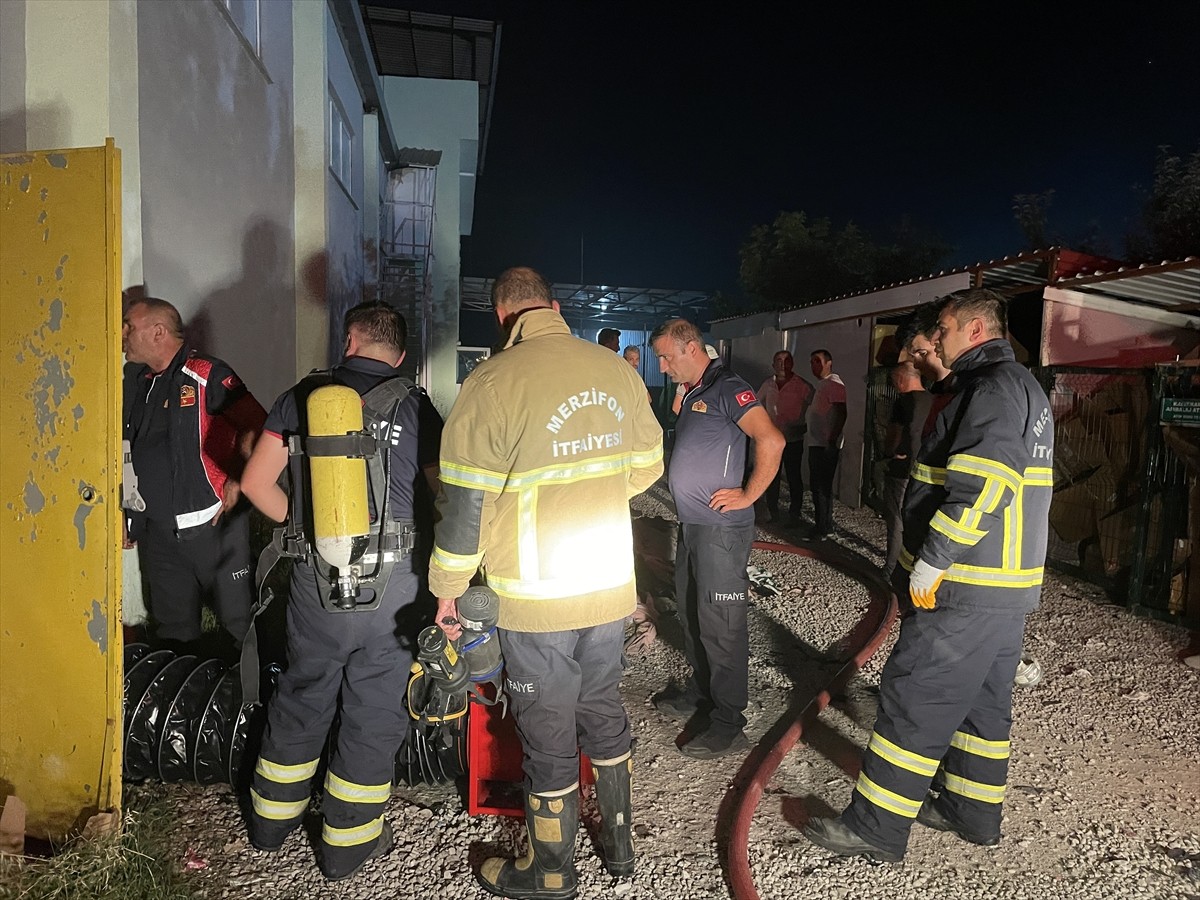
[909,558,946,609]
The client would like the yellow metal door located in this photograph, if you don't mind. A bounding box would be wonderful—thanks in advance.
[1,141,123,840]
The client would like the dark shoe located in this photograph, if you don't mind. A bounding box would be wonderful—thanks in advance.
[802,816,903,863]
[653,686,701,719]
[591,753,635,877]
[323,820,394,881]
[679,728,749,759]
[916,799,1000,847]
[480,787,579,899]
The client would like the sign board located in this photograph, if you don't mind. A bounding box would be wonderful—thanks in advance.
[1160,397,1200,426]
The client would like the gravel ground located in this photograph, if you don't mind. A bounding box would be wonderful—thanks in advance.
[132,484,1200,900]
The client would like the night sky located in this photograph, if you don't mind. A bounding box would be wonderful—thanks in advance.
[452,1,1200,293]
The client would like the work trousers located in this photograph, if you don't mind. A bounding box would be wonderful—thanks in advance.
[136,508,253,644]
[880,474,908,576]
[674,521,754,736]
[499,620,629,794]
[249,563,416,879]
[808,446,841,535]
[843,600,1025,856]
[763,440,805,520]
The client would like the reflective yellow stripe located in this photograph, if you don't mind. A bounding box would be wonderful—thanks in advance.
[631,445,664,468]
[866,731,939,777]
[325,771,391,805]
[931,510,985,546]
[853,772,923,818]
[322,815,385,847]
[517,486,539,583]
[505,453,634,490]
[251,789,309,821]
[1024,466,1053,486]
[947,454,1020,495]
[255,756,319,784]
[942,772,1006,804]
[487,564,635,600]
[898,550,1042,589]
[950,731,1011,760]
[431,545,484,573]
[440,461,506,492]
[944,564,1043,588]
[912,463,946,485]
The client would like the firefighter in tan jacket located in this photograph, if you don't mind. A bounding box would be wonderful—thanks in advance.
[430,267,664,899]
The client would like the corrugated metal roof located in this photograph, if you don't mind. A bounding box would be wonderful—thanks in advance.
[711,248,1195,324]
[461,277,712,330]
[1052,257,1200,316]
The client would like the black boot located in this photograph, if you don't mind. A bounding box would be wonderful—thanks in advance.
[480,785,579,900]
[591,752,634,877]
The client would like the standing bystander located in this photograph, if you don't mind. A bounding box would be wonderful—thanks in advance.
[121,297,265,656]
[880,361,931,577]
[805,349,847,540]
[651,320,784,758]
[759,350,813,527]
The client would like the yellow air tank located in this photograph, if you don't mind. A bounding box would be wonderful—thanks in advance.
[307,384,371,571]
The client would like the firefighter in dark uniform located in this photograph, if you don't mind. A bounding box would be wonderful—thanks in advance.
[240,302,442,880]
[650,319,784,759]
[805,288,1054,862]
[121,297,266,655]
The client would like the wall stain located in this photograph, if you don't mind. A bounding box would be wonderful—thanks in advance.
[18,173,30,192]
[54,254,69,281]
[31,354,76,439]
[87,600,108,654]
[47,298,63,331]
[47,154,68,169]
[39,187,48,201]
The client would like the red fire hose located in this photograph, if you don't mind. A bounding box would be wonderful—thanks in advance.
[725,540,899,900]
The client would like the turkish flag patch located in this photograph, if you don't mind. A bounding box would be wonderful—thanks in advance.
[222,374,242,390]
[735,390,756,407]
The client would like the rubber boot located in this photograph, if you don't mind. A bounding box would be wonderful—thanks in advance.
[479,784,579,900]
[591,752,634,877]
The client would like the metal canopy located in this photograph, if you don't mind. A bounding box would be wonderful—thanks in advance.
[361,5,500,173]
[1053,257,1200,316]
[461,277,713,331]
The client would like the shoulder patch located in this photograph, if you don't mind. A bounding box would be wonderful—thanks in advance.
[691,400,708,414]
[735,389,756,407]
[179,384,196,407]
[221,373,242,390]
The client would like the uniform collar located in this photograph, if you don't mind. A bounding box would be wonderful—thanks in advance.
[503,306,571,348]
[339,355,400,376]
[951,338,1014,373]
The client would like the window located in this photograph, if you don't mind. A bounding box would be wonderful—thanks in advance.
[222,0,260,56]
[329,97,354,191]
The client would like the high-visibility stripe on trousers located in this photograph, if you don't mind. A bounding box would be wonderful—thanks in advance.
[843,602,1025,856]
[246,564,416,877]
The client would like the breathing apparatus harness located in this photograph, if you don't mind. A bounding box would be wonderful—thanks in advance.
[241,369,421,706]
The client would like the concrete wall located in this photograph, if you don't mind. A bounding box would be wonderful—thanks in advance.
[380,76,479,417]
[2,0,144,292]
[137,0,296,405]
[323,2,365,365]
